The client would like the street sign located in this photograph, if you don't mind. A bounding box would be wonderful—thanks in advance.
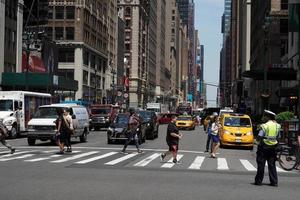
[124,93,129,98]
[117,91,122,96]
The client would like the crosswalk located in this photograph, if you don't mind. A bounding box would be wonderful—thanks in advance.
[0,149,293,173]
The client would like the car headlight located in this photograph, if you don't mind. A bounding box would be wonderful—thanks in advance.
[246,132,253,136]
[4,120,13,125]
[105,118,110,121]
[224,130,231,135]
[108,127,114,132]
[147,123,150,127]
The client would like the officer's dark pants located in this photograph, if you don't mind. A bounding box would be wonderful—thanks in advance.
[205,133,212,152]
[255,145,278,184]
[122,129,139,151]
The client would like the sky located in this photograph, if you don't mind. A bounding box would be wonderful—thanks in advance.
[194,0,224,107]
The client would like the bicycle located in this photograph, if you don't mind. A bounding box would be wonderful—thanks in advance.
[277,139,300,171]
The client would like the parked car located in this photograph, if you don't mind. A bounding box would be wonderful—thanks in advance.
[27,104,89,145]
[138,110,159,139]
[106,113,146,144]
[175,115,196,130]
[219,113,254,149]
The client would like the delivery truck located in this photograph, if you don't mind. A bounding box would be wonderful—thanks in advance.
[0,91,51,138]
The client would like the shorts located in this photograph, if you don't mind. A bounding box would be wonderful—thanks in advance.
[168,144,178,152]
[211,135,220,143]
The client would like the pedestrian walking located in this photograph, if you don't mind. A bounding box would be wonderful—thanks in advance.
[63,108,74,153]
[121,108,143,154]
[55,108,68,154]
[205,112,218,153]
[0,121,15,154]
[160,114,182,164]
[210,115,221,158]
[253,110,281,187]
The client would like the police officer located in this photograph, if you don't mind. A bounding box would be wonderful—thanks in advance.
[253,110,281,187]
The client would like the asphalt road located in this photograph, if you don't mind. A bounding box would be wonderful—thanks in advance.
[0,125,299,200]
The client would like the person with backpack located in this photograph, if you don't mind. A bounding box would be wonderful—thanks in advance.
[0,121,15,154]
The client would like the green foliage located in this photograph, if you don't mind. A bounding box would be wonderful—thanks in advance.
[275,111,294,123]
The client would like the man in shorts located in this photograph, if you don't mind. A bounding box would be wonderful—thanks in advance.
[160,115,182,164]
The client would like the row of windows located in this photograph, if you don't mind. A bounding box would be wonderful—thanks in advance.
[83,71,104,89]
[47,27,75,40]
[83,29,107,51]
[48,7,75,20]
[83,50,107,73]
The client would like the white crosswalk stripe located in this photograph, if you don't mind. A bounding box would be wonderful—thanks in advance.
[75,152,118,164]
[161,154,184,168]
[0,151,34,159]
[188,156,205,170]
[240,159,256,171]
[105,153,138,165]
[134,153,161,167]
[0,154,35,161]
[217,158,229,170]
[51,151,99,163]
[24,155,62,162]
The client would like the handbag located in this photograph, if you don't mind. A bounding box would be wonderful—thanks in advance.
[63,116,74,135]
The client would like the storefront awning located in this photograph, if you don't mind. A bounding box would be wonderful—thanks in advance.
[1,73,78,91]
[242,68,297,80]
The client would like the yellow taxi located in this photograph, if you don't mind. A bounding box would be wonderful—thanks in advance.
[219,113,254,149]
[176,115,196,130]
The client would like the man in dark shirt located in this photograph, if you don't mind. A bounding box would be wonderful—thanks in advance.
[160,115,182,164]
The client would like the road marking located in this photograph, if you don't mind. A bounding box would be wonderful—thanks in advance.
[0,154,35,161]
[217,158,229,170]
[161,154,183,168]
[105,153,138,165]
[265,163,287,173]
[75,152,118,164]
[134,153,161,167]
[188,156,205,170]
[24,155,62,162]
[0,151,34,159]
[50,151,99,163]
[240,159,256,171]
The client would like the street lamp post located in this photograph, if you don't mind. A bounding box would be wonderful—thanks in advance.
[110,61,116,105]
[124,58,129,110]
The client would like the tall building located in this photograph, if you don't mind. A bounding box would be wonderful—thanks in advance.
[117,0,149,108]
[176,0,195,104]
[147,0,157,103]
[0,0,23,78]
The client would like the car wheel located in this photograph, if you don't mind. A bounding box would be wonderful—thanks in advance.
[27,137,36,146]
[80,130,88,142]
[10,125,18,139]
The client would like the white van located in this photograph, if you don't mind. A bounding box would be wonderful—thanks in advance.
[27,104,89,145]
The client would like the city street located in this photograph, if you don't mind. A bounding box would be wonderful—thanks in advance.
[0,125,299,200]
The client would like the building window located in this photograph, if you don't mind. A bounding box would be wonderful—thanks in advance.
[83,70,88,85]
[66,7,75,19]
[125,7,131,17]
[46,27,53,39]
[55,27,64,40]
[58,48,74,62]
[55,7,64,19]
[281,0,288,10]
[125,19,131,28]
[125,43,130,51]
[91,54,95,69]
[83,50,89,66]
[172,16,175,20]
[48,7,53,19]
[66,27,74,40]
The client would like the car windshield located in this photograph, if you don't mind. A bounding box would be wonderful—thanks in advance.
[91,108,110,115]
[139,112,152,122]
[224,117,251,127]
[0,100,13,111]
[114,115,129,125]
[177,117,192,121]
[33,107,58,118]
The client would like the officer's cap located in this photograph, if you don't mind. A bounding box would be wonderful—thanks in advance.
[264,110,276,116]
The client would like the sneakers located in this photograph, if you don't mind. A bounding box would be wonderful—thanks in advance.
[172,159,181,164]
[10,148,15,154]
[137,150,144,154]
[160,153,166,161]
[66,147,72,153]
[120,150,128,154]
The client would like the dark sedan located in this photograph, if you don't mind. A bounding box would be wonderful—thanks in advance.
[138,110,159,140]
[106,113,146,144]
